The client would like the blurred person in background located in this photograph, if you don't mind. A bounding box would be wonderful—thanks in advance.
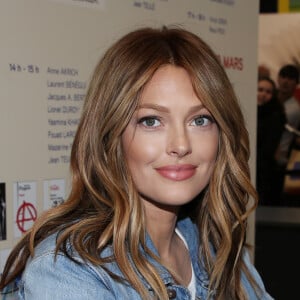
[276,64,300,167]
[256,77,286,205]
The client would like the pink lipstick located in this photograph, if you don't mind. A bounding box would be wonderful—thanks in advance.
[155,164,196,181]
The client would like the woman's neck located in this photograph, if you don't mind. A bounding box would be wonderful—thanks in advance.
[143,199,179,257]
[144,201,192,286]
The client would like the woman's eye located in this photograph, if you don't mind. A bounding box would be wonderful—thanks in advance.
[138,116,161,127]
[191,115,213,126]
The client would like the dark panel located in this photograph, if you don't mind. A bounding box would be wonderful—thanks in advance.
[255,222,300,299]
[260,0,278,13]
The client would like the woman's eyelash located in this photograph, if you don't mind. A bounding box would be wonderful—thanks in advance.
[198,114,214,121]
[138,116,159,122]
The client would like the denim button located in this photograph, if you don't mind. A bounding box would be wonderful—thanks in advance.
[167,288,177,299]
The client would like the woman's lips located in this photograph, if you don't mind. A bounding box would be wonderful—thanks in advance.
[155,164,197,181]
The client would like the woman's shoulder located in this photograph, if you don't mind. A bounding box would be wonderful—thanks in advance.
[18,232,152,299]
[24,232,115,278]
[18,233,119,299]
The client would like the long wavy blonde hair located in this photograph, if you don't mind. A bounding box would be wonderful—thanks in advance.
[0,26,258,299]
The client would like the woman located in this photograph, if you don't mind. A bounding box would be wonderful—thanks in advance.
[256,76,286,205]
[0,27,272,299]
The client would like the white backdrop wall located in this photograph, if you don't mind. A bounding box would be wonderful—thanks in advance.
[0,0,259,270]
[259,13,300,82]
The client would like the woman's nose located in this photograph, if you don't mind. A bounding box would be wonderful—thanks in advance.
[166,126,192,157]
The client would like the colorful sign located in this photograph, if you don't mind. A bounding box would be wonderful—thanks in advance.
[43,179,66,210]
[13,182,37,238]
[278,0,300,12]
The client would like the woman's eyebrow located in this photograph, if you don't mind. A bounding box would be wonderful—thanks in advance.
[137,103,205,113]
[187,104,205,114]
[137,103,169,112]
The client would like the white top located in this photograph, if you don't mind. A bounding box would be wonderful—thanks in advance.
[175,228,196,300]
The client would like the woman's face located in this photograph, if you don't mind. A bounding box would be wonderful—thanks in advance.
[257,80,274,105]
[122,65,219,209]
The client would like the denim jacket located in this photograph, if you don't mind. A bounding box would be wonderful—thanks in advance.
[17,217,273,299]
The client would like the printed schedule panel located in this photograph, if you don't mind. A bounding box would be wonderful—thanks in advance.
[0,0,259,275]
